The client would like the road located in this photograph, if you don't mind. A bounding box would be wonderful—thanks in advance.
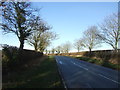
[55,56,120,88]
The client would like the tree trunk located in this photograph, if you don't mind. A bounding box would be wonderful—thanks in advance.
[78,47,80,52]
[89,47,92,57]
[89,47,91,53]
[19,40,24,51]
[113,47,118,53]
[18,38,24,61]
[114,41,118,52]
[34,44,38,51]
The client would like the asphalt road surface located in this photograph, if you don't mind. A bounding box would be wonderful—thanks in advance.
[55,56,120,88]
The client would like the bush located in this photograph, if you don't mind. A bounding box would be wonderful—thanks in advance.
[2,44,43,75]
[2,45,19,73]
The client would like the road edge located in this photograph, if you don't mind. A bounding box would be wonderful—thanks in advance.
[55,56,68,89]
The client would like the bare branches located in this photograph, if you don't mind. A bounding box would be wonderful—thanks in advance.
[27,20,57,52]
[61,41,72,53]
[74,38,84,52]
[82,26,101,52]
[98,13,119,50]
[1,2,41,50]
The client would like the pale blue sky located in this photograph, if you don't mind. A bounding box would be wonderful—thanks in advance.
[0,2,118,52]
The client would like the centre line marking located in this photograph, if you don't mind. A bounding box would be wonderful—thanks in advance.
[74,63,88,70]
[98,74,120,84]
[59,61,63,64]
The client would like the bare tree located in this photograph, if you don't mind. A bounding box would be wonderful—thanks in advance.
[98,13,120,51]
[55,46,62,54]
[74,38,84,52]
[83,26,101,53]
[45,49,48,54]
[27,29,57,52]
[1,2,38,50]
[62,41,71,53]
[51,48,55,54]
[39,31,57,52]
[27,18,51,51]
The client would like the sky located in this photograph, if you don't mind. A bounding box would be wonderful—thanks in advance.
[0,2,118,52]
[30,0,119,2]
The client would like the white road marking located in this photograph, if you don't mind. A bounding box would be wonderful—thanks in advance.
[70,61,88,70]
[98,74,120,84]
[57,57,120,85]
[59,61,63,64]
[71,61,120,85]
[74,63,88,70]
[55,58,67,89]
[86,83,92,88]
[71,61,76,64]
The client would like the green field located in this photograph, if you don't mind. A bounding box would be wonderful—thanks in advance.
[3,56,64,88]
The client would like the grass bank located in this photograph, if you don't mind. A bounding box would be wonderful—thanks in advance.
[3,56,64,88]
[75,57,120,70]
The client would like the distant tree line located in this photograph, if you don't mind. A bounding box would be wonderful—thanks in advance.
[47,13,119,54]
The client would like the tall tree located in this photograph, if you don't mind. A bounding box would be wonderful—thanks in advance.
[62,41,71,53]
[55,46,61,54]
[27,17,51,51]
[38,31,57,52]
[45,49,48,54]
[27,29,57,52]
[98,13,120,51]
[83,26,101,53]
[1,2,37,50]
[51,48,55,54]
[74,38,84,52]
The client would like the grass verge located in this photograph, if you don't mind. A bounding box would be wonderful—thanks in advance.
[3,56,64,88]
[75,57,120,70]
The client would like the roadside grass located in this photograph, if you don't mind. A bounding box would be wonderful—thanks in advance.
[3,56,64,88]
[75,57,120,70]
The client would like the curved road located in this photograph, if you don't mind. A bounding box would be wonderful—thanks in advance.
[55,56,120,88]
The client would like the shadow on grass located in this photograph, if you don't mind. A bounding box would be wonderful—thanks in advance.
[2,56,64,88]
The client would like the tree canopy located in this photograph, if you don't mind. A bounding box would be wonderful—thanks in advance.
[1,2,39,50]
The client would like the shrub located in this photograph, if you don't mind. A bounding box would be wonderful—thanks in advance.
[2,45,19,73]
[2,44,43,74]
